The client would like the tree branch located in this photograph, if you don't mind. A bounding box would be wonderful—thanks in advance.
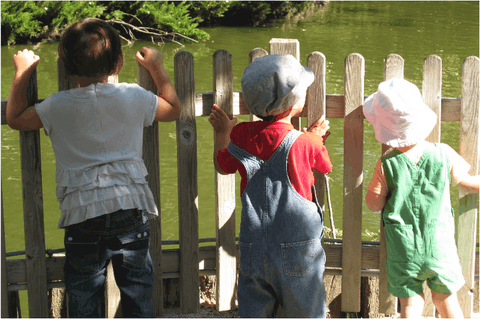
[106,18,198,48]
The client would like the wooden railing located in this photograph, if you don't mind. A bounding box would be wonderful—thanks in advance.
[1,38,478,318]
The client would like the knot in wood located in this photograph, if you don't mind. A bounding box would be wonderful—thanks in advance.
[179,124,195,149]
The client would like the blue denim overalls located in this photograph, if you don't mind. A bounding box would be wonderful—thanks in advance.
[228,130,327,318]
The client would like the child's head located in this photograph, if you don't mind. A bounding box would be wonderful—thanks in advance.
[241,54,314,122]
[363,78,437,148]
[59,18,124,78]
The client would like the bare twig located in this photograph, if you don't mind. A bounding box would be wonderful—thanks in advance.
[105,17,198,48]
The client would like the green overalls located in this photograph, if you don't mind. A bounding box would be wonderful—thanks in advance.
[382,142,465,297]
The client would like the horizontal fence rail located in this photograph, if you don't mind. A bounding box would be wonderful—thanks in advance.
[1,38,478,318]
[0,95,466,126]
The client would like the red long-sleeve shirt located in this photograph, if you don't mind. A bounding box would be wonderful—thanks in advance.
[217,121,332,201]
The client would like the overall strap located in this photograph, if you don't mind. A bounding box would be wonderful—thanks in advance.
[227,129,303,181]
[266,129,303,167]
[227,141,264,181]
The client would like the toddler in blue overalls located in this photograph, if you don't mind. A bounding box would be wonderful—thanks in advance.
[209,55,332,317]
[364,78,479,318]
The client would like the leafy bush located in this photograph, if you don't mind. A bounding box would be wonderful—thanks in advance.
[1,1,209,45]
[1,1,107,45]
[134,1,209,41]
[1,1,326,46]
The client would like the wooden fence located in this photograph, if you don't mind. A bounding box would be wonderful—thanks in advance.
[1,38,478,318]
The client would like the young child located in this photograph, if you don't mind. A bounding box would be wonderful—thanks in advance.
[6,18,180,317]
[209,54,332,318]
[363,78,479,318]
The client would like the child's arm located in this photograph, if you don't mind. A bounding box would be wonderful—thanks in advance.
[208,104,238,175]
[135,47,180,122]
[445,144,480,193]
[365,190,387,212]
[365,158,388,211]
[457,175,480,193]
[6,49,43,131]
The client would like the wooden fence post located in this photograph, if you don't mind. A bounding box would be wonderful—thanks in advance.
[137,60,164,317]
[19,68,49,317]
[307,52,327,212]
[423,55,443,145]
[213,49,237,312]
[421,54,443,317]
[270,38,301,130]
[102,75,123,319]
[249,48,268,63]
[378,53,404,315]
[457,56,479,318]
[341,53,365,313]
[1,186,9,318]
[248,48,268,122]
[175,50,200,314]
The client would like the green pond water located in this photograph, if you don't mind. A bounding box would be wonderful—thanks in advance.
[1,1,479,315]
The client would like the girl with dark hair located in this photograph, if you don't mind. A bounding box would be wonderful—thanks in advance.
[6,18,180,317]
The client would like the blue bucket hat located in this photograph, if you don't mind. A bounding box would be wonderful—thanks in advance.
[241,54,315,118]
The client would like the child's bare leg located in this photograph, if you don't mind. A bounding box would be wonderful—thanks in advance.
[431,291,464,318]
[399,293,425,318]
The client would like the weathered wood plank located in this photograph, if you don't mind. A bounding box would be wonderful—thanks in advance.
[105,263,122,318]
[137,61,164,317]
[20,69,49,318]
[213,49,237,312]
[248,48,268,122]
[421,55,443,317]
[101,75,123,319]
[175,50,200,314]
[1,186,9,318]
[342,53,365,313]
[269,38,300,59]
[0,94,462,126]
[378,53,404,315]
[384,53,404,81]
[457,56,479,319]
[270,38,301,129]
[423,55,443,144]
[8,245,480,290]
[307,52,327,212]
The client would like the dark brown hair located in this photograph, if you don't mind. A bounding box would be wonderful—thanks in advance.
[58,18,124,78]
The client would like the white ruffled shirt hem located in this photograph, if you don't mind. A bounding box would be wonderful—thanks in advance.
[56,160,158,228]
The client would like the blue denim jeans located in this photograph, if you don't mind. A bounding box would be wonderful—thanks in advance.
[64,209,154,318]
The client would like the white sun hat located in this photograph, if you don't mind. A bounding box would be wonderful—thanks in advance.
[363,78,437,148]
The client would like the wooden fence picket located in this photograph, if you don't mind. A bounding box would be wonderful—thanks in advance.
[423,55,443,145]
[421,54,443,317]
[213,49,237,312]
[270,38,301,130]
[458,56,479,318]
[378,53,404,315]
[307,52,327,211]
[19,69,49,318]
[175,50,200,314]
[342,53,365,313]
[2,187,9,318]
[248,48,268,122]
[103,75,123,319]
[137,60,164,317]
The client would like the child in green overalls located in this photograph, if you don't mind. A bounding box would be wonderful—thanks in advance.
[363,78,479,318]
